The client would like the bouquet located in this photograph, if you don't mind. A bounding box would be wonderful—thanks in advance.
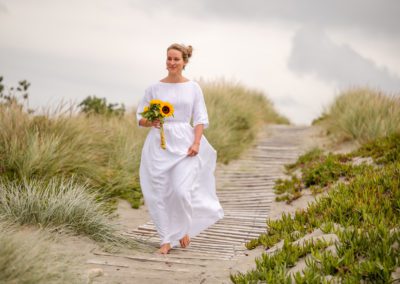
[140,99,174,149]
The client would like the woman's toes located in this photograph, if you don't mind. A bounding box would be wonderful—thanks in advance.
[158,243,171,254]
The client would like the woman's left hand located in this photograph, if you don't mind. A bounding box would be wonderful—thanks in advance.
[187,143,200,157]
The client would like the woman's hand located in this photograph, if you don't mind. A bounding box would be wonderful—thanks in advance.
[140,118,161,128]
[150,119,161,128]
[187,143,200,157]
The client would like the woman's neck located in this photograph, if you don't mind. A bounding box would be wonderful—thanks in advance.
[163,74,188,83]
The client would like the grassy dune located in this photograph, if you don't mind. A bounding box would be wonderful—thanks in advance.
[0,103,146,209]
[201,79,289,163]
[231,87,400,283]
[0,178,128,244]
[233,133,400,283]
[314,87,400,144]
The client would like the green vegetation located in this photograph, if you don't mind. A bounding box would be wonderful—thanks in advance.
[313,87,400,144]
[201,79,289,164]
[274,148,358,203]
[232,134,400,283]
[0,102,146,208]
[79,95,126,117]
[0,178,128,244]
[0,221,79,283]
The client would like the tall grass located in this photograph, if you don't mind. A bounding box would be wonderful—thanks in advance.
[0,178,128,244]
[0,221,79,283]
[201,79,289,163]
[0,103,147,208]
[314,87,400,144]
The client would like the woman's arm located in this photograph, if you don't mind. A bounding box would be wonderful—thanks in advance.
[188,124,204,156]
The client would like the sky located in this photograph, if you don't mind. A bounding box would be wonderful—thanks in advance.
[1,0,399,125]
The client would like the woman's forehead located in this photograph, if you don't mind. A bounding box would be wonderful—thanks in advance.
[167,49,182,58]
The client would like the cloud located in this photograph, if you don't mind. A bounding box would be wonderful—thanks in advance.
[288,26,400,93]
[129,0,400,37]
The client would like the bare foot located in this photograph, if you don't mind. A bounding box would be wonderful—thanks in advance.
[179,234,190,248]
[158,243,171,254]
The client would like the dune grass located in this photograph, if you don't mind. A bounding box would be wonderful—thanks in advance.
[0,178,129,245]
[200,79,289,164]
[232,134,400,283]
[314,87,400,144]
[0,221,80,284]
[0,102,146,208]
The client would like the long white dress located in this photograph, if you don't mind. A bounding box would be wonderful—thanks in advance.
[136,80,224,248]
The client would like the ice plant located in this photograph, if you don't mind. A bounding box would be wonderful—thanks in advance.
[140,99,174,149]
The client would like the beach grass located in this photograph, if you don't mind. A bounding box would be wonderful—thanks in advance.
[201,79,289,163]
[313,87,400,144]
[0,178,130,245]
[0,102,146,209]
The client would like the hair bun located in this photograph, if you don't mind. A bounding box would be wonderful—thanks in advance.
[186,45,193,58]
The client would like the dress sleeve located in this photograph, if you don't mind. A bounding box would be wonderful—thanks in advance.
[192,83,209,129]
[136,86,152,127]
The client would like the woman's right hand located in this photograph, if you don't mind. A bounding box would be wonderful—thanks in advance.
[150,119,161,128]
[140,118,160,128]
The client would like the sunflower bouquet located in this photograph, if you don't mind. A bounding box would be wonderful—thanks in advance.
[140,99,174,149]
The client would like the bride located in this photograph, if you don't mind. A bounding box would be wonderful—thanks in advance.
[136,43,224,254]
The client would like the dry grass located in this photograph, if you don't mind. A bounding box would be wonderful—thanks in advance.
[0,103,147,208]
[0,178,129,244]
[200,79,289,163]
[314,87,400,144]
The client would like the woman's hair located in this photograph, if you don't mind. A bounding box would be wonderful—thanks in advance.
[167,43,193,64]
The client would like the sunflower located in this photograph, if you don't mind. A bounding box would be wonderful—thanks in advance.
[150,99,162,106]
[160,102,174,117]
[143,106,149,112]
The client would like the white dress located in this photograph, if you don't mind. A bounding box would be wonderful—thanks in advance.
[136,80,224,247]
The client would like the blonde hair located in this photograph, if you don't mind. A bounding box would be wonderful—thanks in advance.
[167,43,193,65]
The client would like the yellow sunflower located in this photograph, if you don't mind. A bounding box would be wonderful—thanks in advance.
[143,106,149,112]
[160,102,174,117]
[150,99,162,106]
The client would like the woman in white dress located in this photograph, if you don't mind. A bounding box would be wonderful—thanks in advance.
[136,43,224,254]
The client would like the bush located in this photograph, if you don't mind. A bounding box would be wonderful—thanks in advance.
[78,95,125,117]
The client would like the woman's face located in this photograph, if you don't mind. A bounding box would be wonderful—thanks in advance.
[166,49,185,75]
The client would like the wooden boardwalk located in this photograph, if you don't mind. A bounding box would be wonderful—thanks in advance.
[88,125,311,283]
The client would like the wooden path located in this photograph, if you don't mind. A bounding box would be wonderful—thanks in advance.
[88,125,312,283]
